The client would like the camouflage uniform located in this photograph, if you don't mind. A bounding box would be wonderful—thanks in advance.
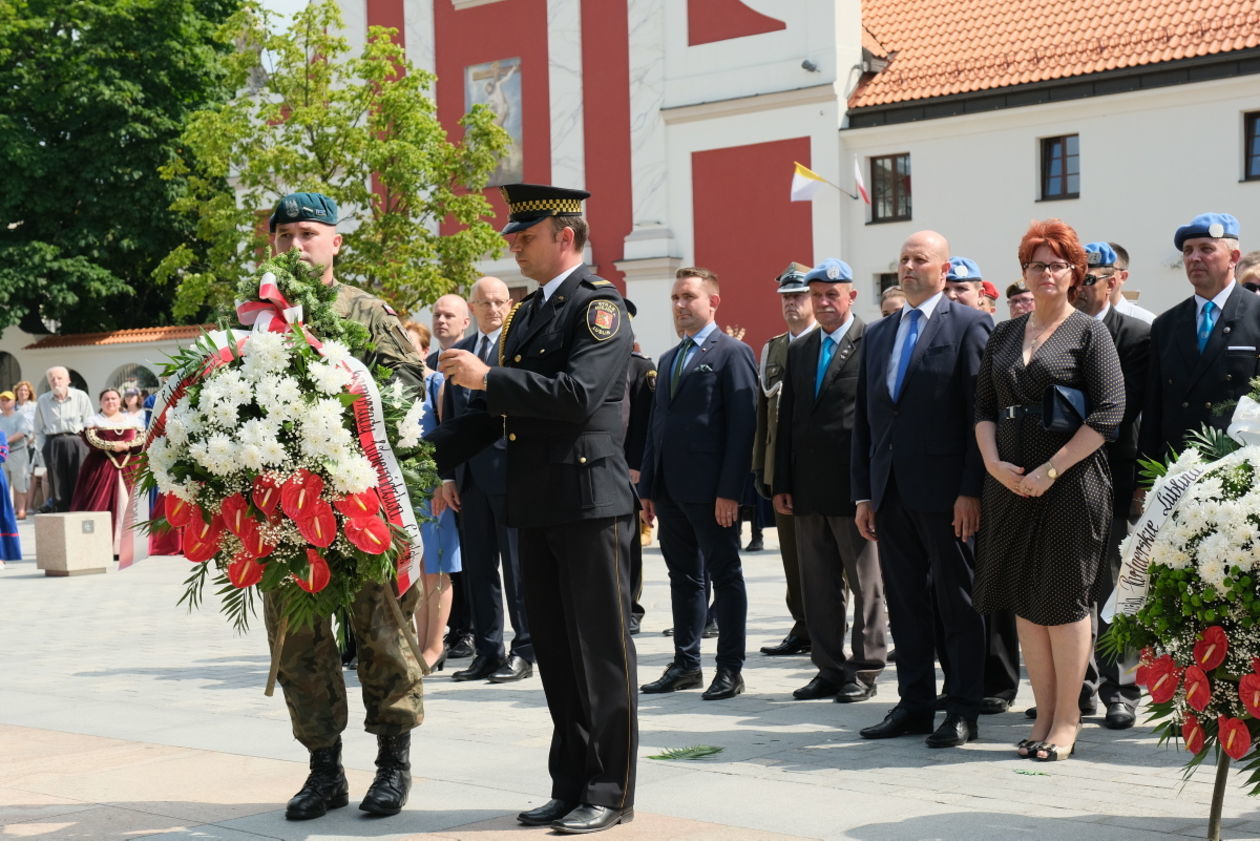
[264,280,428,751]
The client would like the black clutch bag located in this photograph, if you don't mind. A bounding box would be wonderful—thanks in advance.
[1041,384,1090,434]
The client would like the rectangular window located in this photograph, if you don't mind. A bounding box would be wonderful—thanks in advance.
[870,154,911,222]
[1040,134,1079,200]
[1246,112,1260,181]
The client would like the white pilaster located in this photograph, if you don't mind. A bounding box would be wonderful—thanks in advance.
[547,0,585,188]
[404,0,436,76]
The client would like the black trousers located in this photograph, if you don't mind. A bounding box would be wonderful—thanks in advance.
[776,510,809,641]
[518,515,638,809]
[457,477,532,662]
[43,433,87,512]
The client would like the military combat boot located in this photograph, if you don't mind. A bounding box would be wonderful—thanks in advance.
[285,739,350,820]
[358,732,411,816]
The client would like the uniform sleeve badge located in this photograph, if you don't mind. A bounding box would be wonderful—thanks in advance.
[587,300,621,341]
[645,369,657,392]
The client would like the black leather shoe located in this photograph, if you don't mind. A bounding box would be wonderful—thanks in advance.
[793,676,840,700]
[552,804,633,834]
[446,632,475,659]
[702,621,719,639]
[979,696,1011,715]
[886,648,897,662]
[859,708,934,740]
[285,739,349,820]
[933,693,948,711]
[517,798,577,826]
[760,634,811,656]
[925,713,978,748]
[629,614,642,635]
[488,654,533,683]
[452,653,506,681]
[640,663,703,693]
[1103,701,1136,730]
[701,667,744,700]
[358,733,411,816]
[744,538,764,551]
[834,680,877,703]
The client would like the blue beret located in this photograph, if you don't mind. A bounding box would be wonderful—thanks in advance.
[776,262,811,293]
[1083,242,1118,268]
[804,258,853,284]
[270,192,338,232]
[1174,212,1240,250]
[946,256,982,281]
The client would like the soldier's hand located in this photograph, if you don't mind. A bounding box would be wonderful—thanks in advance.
[439,348,491,391]
[773,493,793,516]
[715,497,738,528]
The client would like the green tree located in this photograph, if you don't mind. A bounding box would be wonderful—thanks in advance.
[0,0,241,333]
[159,0,509,321]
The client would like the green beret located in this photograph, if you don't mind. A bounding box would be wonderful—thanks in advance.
[269,192,338,232]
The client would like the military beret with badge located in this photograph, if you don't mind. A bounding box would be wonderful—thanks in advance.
[269,191,338,232]
[1174,212,1240,250]
[946,256,983,282]
[804,258,854,284]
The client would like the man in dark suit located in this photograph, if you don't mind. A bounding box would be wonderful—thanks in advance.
[772,258,887,703]
[439,276,534,683]
[638,267,758,701]
[1141,212,1260,463]
[851,230,992,748]
[1073,241,1150,729]
[431,184,636,834]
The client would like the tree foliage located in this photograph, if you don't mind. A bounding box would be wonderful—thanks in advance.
[0,0,241,333]
[159,0,509,321]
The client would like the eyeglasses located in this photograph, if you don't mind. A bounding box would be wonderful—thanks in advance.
[1023,261,1073,275]
[1081,272,1114,287]
[472,299,512,308]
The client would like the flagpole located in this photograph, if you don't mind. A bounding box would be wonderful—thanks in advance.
[817,174,860,201]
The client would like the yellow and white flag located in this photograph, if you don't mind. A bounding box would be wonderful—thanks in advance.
[790,161,827,202]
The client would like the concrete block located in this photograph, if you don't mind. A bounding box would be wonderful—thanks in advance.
[34,512,112,576]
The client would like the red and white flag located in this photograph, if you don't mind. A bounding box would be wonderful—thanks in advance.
[853,156,871,205]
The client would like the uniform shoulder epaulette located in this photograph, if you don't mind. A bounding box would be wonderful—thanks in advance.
[582,277,614,288]
[631,350,647,359]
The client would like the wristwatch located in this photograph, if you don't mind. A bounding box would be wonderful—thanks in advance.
[1045,462,1059,481]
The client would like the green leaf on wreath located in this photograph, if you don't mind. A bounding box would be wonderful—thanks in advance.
[648,745,725,760]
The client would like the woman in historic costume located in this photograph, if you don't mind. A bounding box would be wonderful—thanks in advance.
[71,388,145,553]
[0,429,22,567]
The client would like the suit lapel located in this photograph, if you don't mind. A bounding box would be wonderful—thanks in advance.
[897,301,947,400]
[872,314,899,403]
[1188,287,1237,386]
[815,319,863,407]
[511,267,586,353]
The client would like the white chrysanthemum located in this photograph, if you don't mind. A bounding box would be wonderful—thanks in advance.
[1197,534,1232,588]
[243,330,290,373]
[319,340,350,366]
[146,437,175,473]
[273,376,303,406]
[1191,476,1224,503]
[163,414,189,447]
[1167,447,1204,476]
[328,453,378,494]
[167,480,198,502]
[308,361,353,395]
[260,437,289,467]
[217,370,254,408]
[240,443,265,471]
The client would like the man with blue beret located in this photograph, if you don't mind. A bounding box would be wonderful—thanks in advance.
[943,257,986,312]
[1141,213,1260,462]
[772,258,889,703]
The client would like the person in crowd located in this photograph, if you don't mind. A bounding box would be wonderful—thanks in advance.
[12,381,42,514]
[752,262,816,658]
[973,219,1124,762]
[120,388,145,421]
[623,302,656,636]
[852,230,990,749]
[772,258,887,703]
[943,257,985,311]
[880,285,907,317]
[70,388,145,553]
[427,294,471,370]
[1236,250,1260,291]
[1106,242,1156,324]
[266,192,427,821]
[439,276,534,684]
[1140,213,1260,462]
[0,429,20,567]
[1006,281,1035,319]
[980,281,999,315]
[33,366,92,513]
[0,390,32,519]
[639,267,758,701]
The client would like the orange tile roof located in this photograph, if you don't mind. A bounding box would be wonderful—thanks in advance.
[851,0,1260,108]
[24,325,213,350]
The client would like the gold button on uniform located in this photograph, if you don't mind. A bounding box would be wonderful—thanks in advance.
[578,456,587,464]
[509,433,517,441]
[514,354,522,362]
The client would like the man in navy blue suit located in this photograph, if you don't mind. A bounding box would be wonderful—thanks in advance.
[851,230,992,748]
[638,267,758,701]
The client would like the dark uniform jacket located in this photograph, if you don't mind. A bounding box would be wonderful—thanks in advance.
[427,265,635,529]
[1140,284,1260,461]
[623,352,656,471]
[752,331,793,498]
[441,332,507,494]
[1100,304,1151,517]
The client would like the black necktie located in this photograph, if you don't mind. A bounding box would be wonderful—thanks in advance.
[477,334,492,363]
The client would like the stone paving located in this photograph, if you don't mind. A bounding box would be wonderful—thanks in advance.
[2,516,1259,840]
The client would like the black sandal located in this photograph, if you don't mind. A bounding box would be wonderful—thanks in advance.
[1015,738,1042,758]
[1035,742,1076,761]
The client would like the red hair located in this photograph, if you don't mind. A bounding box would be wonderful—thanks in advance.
[1018,219,1087,291]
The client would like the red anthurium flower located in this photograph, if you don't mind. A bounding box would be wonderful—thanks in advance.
[220,493,254,538]
[334,488,380,519]
[344,515,392,554]
[252,474,281,516]
[1183,714,1206,755]
[1240,674,1260,719]
[281,469,325,520]
[183,533,218,563]
[227,554,265,589]
[1142,654,1180,703]
[296,500,337,548]
[165,496,197,528]
[1219,716,1252,760]
[1184,665,1211,711]
[238,522,276,559]
[293,549,331,593]
[1194,626,1229,671]
[188,512,222,545]
[1252,657,1260,675]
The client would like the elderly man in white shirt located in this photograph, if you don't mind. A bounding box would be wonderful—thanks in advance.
[33,366,92,513]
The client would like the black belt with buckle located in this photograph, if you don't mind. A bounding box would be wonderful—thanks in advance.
[47,431,78,438]
[1001,404,1041,420]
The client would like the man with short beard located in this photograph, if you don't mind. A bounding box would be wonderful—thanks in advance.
[33,366,91,512]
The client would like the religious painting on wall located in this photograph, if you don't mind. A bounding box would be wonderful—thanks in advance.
[465,58,523,185]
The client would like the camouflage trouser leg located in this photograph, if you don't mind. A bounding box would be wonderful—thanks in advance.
[263,582,424,751]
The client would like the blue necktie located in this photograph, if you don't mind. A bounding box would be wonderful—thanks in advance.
[892,308,922,401]
[815,336,836,396]
[1197,301,1217,353]
[671,336,693,397]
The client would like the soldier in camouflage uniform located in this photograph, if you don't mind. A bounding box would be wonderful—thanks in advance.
[265,192,426,821]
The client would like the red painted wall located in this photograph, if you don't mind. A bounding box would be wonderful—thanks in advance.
[688,0,786,46]
[691,138,813,352]
[365,0,405,46]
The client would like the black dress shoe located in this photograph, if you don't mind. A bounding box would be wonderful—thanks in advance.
[552,804,633,834]
[451,653,506,681]
[640,663,703,693]
[701,668,744,700]
[925,712,978,748]
[933,693,948,711]
[759,634,811,656]
[488,654,533,683]
[886,648,897,662]
[628,614,642,635]
[834,680,877,703]
[979,696,1011,715]
[859,708,934,740]
[792,676,840,700]
[702,621,719,639]
[517,798,578,826]
[446,632,475,659]
[744,538,764,551]
[1103,701,1136,730]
